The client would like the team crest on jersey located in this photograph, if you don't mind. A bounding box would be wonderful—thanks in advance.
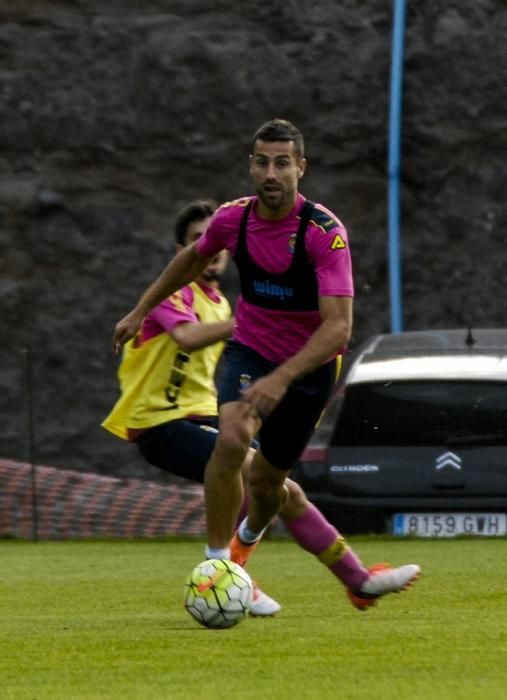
[288,232,297,254]
[239,373,252,390]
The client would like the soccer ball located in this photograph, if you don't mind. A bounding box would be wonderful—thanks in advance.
[184,559,253,629]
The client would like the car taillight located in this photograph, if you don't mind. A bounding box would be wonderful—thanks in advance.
[300,446,328,462]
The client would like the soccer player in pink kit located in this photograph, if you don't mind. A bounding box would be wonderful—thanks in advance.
[113,120,420,609]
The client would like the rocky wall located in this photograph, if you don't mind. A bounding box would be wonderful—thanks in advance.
[1,0,506,477]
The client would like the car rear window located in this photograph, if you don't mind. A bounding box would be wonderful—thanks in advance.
[331,381,507,446]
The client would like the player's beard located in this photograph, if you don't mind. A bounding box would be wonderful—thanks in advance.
[257,182,293,212]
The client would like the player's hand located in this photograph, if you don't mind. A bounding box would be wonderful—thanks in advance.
[239,371,290,419]
[112,308,144,355]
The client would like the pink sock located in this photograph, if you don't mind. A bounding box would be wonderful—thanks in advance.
[284,503,369,591]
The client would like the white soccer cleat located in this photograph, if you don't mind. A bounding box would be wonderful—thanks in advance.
[347,563,421,611]
[249,584,282,617]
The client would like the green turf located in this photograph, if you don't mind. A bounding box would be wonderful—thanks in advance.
[1,537,506,699]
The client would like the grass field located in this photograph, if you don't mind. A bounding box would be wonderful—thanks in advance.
[1,537,506,700]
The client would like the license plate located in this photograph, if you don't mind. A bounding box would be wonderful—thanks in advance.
[393,512,507,537]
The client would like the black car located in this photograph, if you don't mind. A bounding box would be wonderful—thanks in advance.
[293,328,507,536]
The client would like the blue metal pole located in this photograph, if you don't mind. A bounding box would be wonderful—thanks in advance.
[387,0,407,333]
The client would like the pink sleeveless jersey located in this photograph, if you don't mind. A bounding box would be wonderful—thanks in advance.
[195,194,354,363]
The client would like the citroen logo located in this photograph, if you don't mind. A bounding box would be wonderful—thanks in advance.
[435,451,462,471]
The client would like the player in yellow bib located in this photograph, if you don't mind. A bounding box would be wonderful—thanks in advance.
[103,276,231,438]
[104,198,419,614]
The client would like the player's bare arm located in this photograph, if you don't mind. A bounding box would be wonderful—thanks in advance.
[240,296,352,417]
[278,295,353,380]
[112,242,211,353]
[170,317,235,353]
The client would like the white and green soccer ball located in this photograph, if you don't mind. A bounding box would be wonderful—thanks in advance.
[184,559,253,629]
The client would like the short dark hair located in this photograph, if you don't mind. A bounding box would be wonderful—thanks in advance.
[252,119,305,158]
[173,199,217,246]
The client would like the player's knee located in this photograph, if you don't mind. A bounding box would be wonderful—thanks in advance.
[214,424,251,464]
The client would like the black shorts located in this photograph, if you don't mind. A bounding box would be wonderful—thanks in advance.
[219,341,337,470]
[137,418,219,483]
